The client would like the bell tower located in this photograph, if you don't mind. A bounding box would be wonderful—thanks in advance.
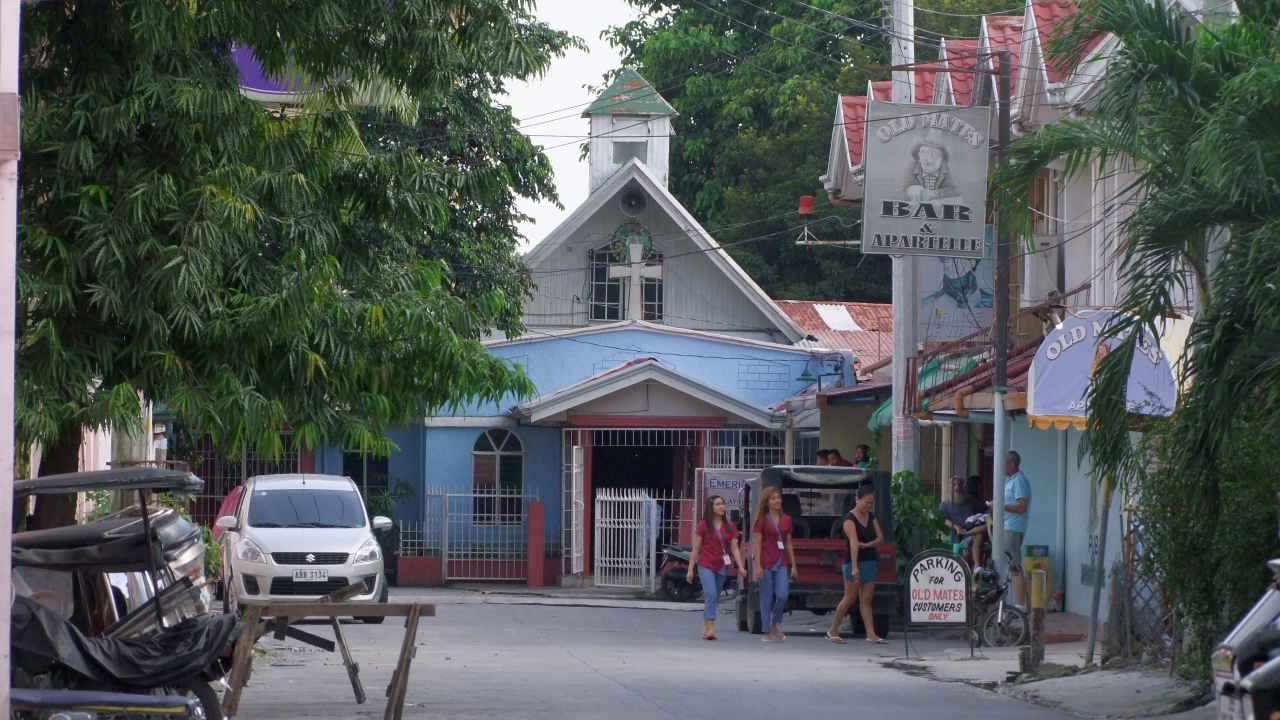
[584,69,676,193]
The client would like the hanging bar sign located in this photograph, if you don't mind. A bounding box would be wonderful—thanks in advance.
[861,103,992,258]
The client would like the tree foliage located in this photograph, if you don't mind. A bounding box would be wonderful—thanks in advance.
[18,1,574,492]
[995,0,1280,673]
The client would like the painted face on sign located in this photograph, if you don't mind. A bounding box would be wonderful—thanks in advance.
[917,145,945,175]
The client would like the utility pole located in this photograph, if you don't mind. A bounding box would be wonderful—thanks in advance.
[0,2,21,715]
[889,0,918,477]
[991,50,1012,578]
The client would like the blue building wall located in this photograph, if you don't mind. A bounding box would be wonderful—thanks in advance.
[315,426,425,523]
[421,425,563,540]
[454,327,848,417]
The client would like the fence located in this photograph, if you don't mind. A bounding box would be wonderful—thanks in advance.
[1107,506,1179,663]
[182,432,301,526]
[398,488,546,583]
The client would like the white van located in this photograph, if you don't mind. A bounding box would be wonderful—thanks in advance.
[217,474,391,621]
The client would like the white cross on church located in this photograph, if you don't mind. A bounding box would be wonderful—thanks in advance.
[608,240,662,321]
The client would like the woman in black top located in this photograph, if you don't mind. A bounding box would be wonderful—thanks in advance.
[825,485,887,644]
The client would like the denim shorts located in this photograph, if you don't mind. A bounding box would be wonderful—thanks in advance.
[841,560,878,584]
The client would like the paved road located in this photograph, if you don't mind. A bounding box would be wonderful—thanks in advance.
[234,600,1071,720]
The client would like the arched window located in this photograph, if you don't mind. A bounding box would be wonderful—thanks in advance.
[472,429,524,523]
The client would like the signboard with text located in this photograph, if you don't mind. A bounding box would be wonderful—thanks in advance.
[698,468,758,513]
[862,103,991,258]
[906,550,973,628]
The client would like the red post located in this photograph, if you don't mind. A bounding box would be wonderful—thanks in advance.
[678,499,695,544]
[527,500,545,588]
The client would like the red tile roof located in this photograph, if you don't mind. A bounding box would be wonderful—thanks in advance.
[775,300,894,366]
[983,15,1025,102]
[839,94,870,167]
[1031,0,1106,84]
[914,64,941,104]
[870,80,892,102]
[940,39,980,106]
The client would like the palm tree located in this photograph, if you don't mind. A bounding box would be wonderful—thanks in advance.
[994,0,1280,668]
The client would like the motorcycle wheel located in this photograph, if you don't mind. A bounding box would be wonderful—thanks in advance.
[981,605,1028,647]
[173,679,224,720]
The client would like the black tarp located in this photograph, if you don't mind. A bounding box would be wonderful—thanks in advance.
[12,595,240,689]
[15,467,202,496]
[13,508,200,570]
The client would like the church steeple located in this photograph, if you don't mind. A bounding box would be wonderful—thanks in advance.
[584,69,676,193]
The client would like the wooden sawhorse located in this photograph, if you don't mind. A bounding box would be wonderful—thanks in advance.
[221,588,435,720]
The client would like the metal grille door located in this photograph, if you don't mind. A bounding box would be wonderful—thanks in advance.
[443,490,530,582]
[570,446,585,575]
[594,489,658,591]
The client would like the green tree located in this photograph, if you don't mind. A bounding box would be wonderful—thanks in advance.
[19,1,573,524]
[605,0,1014,302]
[995,0,1280,674]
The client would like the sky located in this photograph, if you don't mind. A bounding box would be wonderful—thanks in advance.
[503,0,642,249]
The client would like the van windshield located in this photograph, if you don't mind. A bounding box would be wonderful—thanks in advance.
[247,489,366,529]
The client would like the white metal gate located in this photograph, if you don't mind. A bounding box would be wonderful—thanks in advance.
[570,446,585,575]
[594,489,659,591]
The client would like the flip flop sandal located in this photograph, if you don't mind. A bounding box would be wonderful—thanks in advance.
[866,637,888,645]
[826,633,848,645]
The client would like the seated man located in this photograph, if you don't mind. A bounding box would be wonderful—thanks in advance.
[939,475,987,568]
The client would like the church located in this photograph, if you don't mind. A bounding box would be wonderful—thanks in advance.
[313,70,856,587]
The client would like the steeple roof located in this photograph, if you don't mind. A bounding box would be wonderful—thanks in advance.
[583,68,677,117]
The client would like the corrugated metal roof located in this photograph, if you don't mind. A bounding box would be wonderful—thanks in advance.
[870,80,892,102]
[1031,0,1107,84]
[583,68,677,117]
[915,64,942,104]
[941,39,980,106]
[983,16,1026,102]
[775,300,893,366]
[839,95,871,167]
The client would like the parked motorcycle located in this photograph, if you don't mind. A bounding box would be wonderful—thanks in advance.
[659,544,698,602]
[11,467,240,719]
[1212,495,1280,720]
[972,552,1028,647]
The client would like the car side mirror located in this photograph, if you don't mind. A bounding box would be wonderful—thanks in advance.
[215,515,239,531]
[372,516,393,532]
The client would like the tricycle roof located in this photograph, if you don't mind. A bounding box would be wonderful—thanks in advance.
[759,465,883,488]
[15,467,203,496]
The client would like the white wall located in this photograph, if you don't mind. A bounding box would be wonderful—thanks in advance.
[1009,423,1123,621]
[522,178,787,343]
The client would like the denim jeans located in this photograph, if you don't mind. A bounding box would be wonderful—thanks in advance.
[759,563,789,629]
[697,565,728,621]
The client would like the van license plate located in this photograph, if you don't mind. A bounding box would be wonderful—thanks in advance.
[292,568,329,582]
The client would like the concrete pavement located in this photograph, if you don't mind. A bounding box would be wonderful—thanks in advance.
[232,601,1075,719]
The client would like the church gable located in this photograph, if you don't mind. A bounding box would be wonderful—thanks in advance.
[522,162,802,344]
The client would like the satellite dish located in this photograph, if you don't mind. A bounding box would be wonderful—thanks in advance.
[619,191,647,217]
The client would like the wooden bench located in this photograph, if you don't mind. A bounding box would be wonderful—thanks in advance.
[222,585,435,720]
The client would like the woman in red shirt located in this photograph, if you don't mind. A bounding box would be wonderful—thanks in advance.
[752,487,797,642]
[686,495,746,640]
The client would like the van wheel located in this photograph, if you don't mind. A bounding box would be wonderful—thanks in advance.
[222,576,239,618]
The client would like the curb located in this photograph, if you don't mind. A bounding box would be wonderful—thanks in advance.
[389,589,701,612]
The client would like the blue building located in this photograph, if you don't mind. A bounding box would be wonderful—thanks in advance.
[315,71,853,586]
